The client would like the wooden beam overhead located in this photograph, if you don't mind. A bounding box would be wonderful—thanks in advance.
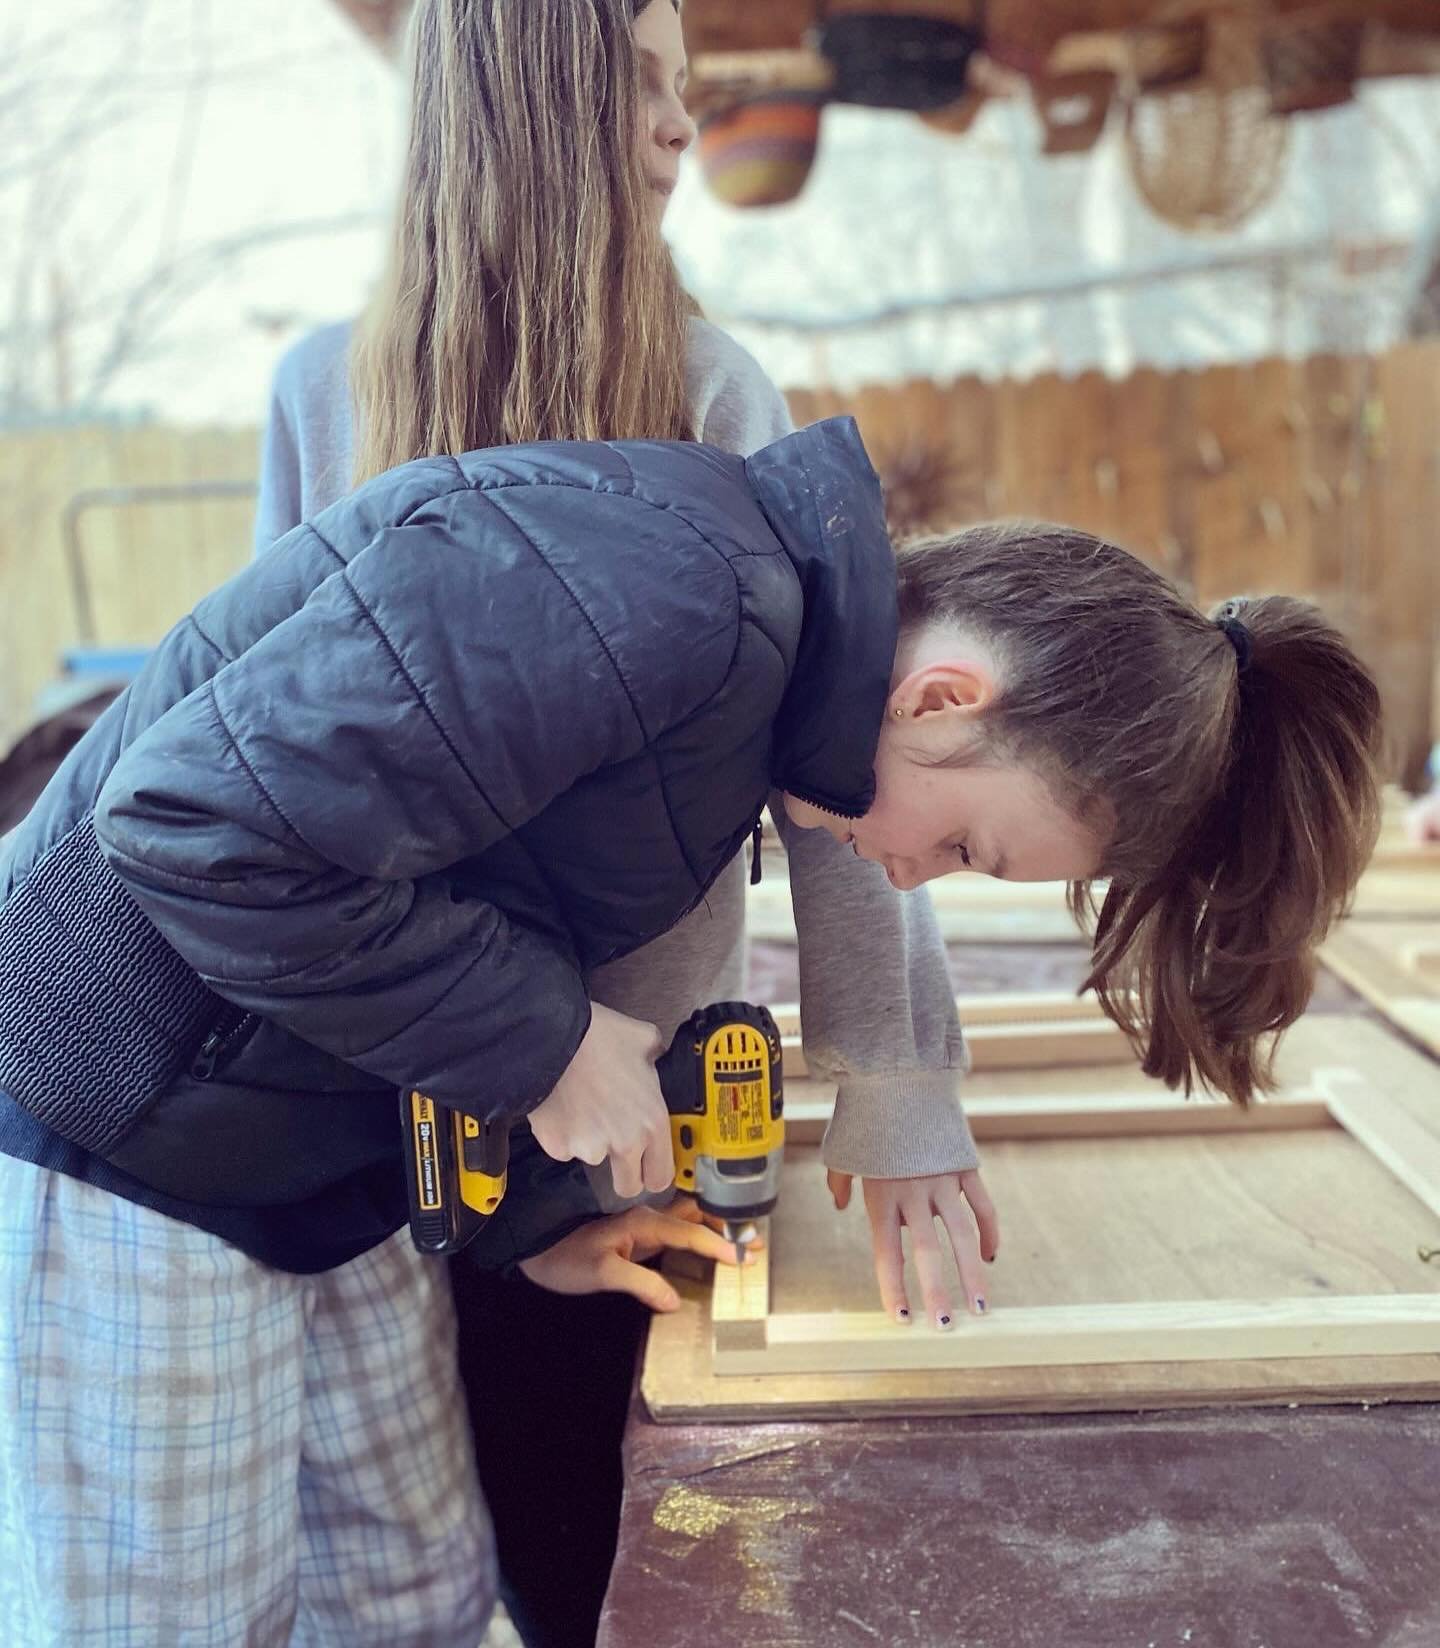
[681,0,1440,57]
[682,0,817,56]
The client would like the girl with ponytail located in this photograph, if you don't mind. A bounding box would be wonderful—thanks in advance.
[789,522,1382,1112]
[0,394,1381,1642]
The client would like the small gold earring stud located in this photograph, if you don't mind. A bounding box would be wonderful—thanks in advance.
[893,707,905,718]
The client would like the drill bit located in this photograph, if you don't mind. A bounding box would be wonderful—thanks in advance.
[725,1220,758,1300]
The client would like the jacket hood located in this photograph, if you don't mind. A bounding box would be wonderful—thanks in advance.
[745,417,896,819]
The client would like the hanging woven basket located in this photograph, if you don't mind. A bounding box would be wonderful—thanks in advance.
[697,91,826,208]
[1127,19,1209,91]
[1123,12,1291,233]
[815,12,981,111]
[1260,13,1366,114]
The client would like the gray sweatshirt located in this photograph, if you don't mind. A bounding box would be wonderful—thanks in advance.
[253,316,976,1184]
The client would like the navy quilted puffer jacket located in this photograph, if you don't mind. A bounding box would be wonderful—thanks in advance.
[0,418,895,1270]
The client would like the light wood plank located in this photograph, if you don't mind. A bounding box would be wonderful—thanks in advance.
[646,1273,1440,1422]
[1324,923,1432,1004]
[783,1015,1133,1081]
[710,1225,769,1353]
[1317,1069,1440,1224]
[782,1081,1333,1146]
[1369,846,1440,875]
[714,1296,1440,1378]
[1322,921,1440,1056]
[1389,1001,1440,1059]
[767,990,1107,1040]
[1349,868,1440,919]
[962,1017,1133,1070]
[744,872,1087,944]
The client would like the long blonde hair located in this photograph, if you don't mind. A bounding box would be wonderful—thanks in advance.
[352,0,693,483]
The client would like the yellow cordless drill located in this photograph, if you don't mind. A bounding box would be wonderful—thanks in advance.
[658,1000,785,1251]
[402,1001,785,1256]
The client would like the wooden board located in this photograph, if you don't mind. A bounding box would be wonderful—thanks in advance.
[783,1069,1334,1146]
[715,1289,1440,1376]
[1322,919,1440,1057]
[643,1016,1440,1420]
[746,869,1088,944]
[1350,866,1440,919]
[1316,785,1440,915]
[769,990,1108,1037]
[753,863,1440,934]
[787,854,1440,932]
[779,990,1136,1080]
[752,794,1440,946]
[781,997,1326,1144]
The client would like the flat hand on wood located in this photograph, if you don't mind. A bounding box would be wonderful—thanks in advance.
[828,1168,999,1330]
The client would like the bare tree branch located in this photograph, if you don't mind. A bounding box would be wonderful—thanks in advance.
[0,0,384,419]
[75,212,381,402]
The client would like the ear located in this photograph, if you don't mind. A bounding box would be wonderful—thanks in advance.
[888,659,997,725]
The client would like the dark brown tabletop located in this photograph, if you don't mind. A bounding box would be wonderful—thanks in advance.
[600,1399,1440,1648]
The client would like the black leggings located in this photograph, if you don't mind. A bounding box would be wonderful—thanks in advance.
[449,1258,649,1648]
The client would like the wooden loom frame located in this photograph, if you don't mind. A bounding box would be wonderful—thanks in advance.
[698,1007,1440,1388]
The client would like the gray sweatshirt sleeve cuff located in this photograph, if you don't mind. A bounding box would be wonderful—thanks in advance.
[821,1072,980,1179]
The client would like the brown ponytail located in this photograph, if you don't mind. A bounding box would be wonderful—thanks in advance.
[895,525,1383,1102]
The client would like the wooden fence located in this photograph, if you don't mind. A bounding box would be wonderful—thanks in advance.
[793,341,1440,785]
[0,424,259,750]
[2,340,1436,776]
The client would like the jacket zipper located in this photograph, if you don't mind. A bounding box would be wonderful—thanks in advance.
[750,814,764,885]
[191,1008,259,1081]
[778,788,868,822]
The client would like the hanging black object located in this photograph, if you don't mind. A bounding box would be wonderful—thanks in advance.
[815,15,982,112]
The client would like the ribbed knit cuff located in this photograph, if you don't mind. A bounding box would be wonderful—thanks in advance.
[820,1072,979,1179]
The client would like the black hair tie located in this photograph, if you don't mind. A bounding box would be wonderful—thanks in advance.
[1216,614,1252,674]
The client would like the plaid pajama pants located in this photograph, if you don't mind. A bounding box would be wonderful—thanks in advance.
[0,1156,497,1647]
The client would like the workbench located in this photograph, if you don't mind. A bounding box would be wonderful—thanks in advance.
[599,937,1440,1648]
[599,1400,1440,1646]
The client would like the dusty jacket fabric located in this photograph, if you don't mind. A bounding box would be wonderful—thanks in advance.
[0,420,895,1272]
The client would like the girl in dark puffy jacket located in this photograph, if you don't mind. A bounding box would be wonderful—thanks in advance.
[0,417,1379,1645]
[252,3,874,1638]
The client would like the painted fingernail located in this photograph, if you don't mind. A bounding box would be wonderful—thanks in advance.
[976,1297,988,1315]
[895,1306,911,1323]
[936,1312,953,1331]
